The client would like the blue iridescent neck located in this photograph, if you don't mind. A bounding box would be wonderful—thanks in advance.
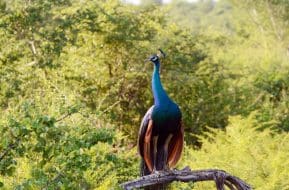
[152,61,171,106]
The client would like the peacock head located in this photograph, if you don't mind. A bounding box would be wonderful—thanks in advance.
[148,54,160,64]
[147,49,166,65]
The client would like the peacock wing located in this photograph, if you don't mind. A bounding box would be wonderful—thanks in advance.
[137,106,154,172]
[167,121,184,168]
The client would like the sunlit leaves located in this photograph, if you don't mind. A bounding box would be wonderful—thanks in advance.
[181,114,289,190]
[0,0,289,189]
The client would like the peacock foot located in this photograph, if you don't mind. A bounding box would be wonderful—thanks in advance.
[152,169,163,178]
[163,165,171,172]
[152,169,159,174]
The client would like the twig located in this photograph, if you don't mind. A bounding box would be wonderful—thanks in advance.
[28,40,37,55]
[55,112,74,123]
[0,136,22,162]
[120,167,251,190]
[98,100,120,116]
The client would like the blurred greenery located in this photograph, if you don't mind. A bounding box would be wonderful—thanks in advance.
[0,0,288,189]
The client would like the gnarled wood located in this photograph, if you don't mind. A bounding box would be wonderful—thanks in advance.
[120,167,251,190]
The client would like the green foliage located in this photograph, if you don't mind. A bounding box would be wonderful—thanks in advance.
[179,114,289,190]
[0,103,137,189]
[0,0,289,189]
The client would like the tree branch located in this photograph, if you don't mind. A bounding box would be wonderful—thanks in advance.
[55,112,74,123]
[28,40,37,55]
[0,136,22,162]
[120,167,251,190]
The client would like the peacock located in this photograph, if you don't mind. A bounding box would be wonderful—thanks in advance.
[137,50,184,189]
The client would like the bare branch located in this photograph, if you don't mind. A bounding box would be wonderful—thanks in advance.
[28,40,37,55]
[26,61,37,66]
[120,167,251,190]
[55,112,74,123]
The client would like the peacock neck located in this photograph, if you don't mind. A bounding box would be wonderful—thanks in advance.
[152,62,171,107]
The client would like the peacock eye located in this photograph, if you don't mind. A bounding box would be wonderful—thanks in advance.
[151,56,158,62]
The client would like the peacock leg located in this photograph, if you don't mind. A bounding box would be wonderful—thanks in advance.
[164,134,173,171]
[152,135,159,173]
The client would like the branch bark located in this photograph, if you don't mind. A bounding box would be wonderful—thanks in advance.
[121,167,251,190]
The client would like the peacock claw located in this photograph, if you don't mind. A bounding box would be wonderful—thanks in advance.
[152,170,162,178]
[152,169,159,174]
[162,165,170,172]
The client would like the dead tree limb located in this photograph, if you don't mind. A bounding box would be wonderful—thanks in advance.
[121,167,251,190]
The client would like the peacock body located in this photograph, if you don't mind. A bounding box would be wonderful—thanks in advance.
[138,52,184,189]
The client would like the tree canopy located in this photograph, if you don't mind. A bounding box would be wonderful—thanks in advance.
[0,0,289,189]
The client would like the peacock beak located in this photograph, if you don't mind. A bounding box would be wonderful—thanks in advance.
[144,57,150,63]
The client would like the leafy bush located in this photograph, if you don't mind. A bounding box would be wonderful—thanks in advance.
[1,0,289,189]
[177,114,289,190]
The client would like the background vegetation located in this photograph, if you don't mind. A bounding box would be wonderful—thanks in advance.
[0,0,288,189]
